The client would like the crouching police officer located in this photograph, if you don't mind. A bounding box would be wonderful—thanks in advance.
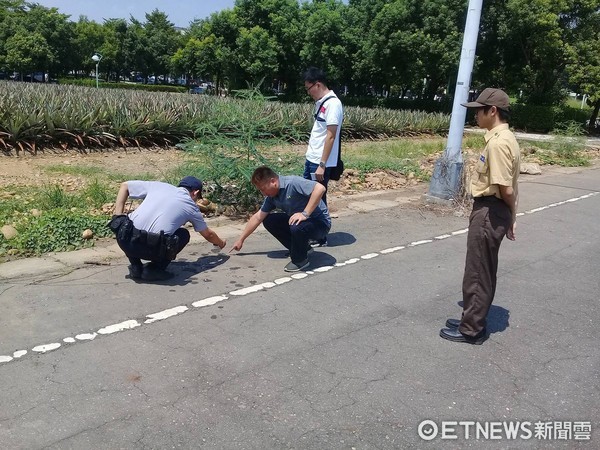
[109,176,226,281]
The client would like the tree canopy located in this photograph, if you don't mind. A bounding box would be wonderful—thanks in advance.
[0,0,599,120]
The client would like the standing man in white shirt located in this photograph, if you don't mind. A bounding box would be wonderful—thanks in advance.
[303,67,343,246]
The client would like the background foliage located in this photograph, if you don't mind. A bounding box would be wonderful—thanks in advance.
[0,0,598,129]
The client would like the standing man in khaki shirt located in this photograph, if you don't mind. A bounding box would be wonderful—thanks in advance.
[440,88,520,344]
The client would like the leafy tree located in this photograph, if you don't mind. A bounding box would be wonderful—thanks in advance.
[565,0,600,128]
[4,30,54,78]
[235,26,279,86]
[300,0,350,88]
[235,0,303,93]
[72,17,105,76]
[143,9,182,82]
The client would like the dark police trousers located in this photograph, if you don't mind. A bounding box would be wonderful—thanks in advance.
[116,224,190,270]
[460,196,512,337]
[263,213,329,264]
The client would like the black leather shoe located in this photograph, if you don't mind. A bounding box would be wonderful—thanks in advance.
[439,327,487,345]
[445,318,461,328]
[128,264,143,279]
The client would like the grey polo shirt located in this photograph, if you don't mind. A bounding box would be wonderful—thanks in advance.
[260,175,331,228]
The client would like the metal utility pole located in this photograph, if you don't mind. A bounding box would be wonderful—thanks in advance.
[428,0,483,200]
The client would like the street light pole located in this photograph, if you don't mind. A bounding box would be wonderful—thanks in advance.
[427,0,483,200]
[91,53,102,88]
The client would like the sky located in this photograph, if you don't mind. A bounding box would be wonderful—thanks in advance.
[32,0,237,28]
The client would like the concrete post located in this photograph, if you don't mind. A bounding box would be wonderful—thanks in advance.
[428,0,483,200]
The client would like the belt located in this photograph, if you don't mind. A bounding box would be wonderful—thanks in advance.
[474,195,501,203]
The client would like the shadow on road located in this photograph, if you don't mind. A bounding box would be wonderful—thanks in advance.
[457,301,510,335]
[133,254,230,286]
[325,231,356,247]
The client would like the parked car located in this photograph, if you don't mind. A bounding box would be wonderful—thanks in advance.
[189,85,207,94]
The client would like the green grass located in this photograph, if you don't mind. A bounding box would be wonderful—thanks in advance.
[524,138,590,166]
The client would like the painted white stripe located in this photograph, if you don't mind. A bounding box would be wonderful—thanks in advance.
[291,273,309,280]
[13,350,27,358]
[274,277,293,285]
[345,258,360,264]
[75,333,97,341]
[230,285,264,296]
[0,356,13,363]
[313,266,334,273]
[32,343,61,353]
[434,235,451,240]
[63,337,76,343]
[410,240,433,246]
[452,229,468,236]
[145,306,188,324]
[192,295,228,308]
[380,246,406,253]
[361,253,379,259]
[97,320,140,335]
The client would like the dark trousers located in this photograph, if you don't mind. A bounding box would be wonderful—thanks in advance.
[117,228,190,270]
[303,160,331,205]
[263,213,329,264]
[460,197,512,336]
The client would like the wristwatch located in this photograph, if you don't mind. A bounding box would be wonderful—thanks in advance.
[301,211,309,218]
[318,161,326,169]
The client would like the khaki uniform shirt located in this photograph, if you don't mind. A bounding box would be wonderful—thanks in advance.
[470,123,520,199]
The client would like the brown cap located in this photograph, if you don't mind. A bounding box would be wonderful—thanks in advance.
[461,88,510,111]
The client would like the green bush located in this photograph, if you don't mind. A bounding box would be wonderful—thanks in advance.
[10,209,112,255]
[511,105,556,132]
[511,104,591,133]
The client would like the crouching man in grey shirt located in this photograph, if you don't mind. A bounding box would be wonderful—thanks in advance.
[230,166,330,272]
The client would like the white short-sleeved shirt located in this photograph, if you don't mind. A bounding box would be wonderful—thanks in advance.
[306,92,343,167]
[127,181,207,235]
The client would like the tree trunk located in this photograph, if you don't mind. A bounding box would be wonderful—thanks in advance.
[588,100,600,133]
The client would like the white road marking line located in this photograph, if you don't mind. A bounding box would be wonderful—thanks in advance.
[380,246,406,254]
[409,240,433,246]
[97,320,140,335]
[2,192,598,365]
[75,333,97,341]
[144,306,188,324]
[192,295,228,308]
[32,343,61,353]
[361,253,379,259]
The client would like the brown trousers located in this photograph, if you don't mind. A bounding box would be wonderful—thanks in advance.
[459,196,512,336]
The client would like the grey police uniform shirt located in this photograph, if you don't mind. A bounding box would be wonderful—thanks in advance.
[127,181,208,235]
[260,176,331,228]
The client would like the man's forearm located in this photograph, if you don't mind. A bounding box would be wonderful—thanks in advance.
[113,182,130,215]
[237,212,264,244]
[499,185,517,219]
[304,184,326,215]
[200,228,225,247]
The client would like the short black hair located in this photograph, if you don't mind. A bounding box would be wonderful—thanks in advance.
[303,67,327,85]
[251,166,278,185]
[483,105,511,122]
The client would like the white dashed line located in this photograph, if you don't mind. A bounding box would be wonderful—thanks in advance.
[144,306,188,324]
[1,191,598,365]
[97,320,140,335]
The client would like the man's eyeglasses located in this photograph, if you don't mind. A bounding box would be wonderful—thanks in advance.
[305,82,317,92]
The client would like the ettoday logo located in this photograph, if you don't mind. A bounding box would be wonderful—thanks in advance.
[418,420,438,441]
[417,420,592,441]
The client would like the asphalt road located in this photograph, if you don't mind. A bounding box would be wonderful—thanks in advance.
[0,165,598,449]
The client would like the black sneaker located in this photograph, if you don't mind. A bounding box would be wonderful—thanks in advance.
[309,238,327,248]
[284,259,310,272]
[142,263,173,281]
[128,264,143,279]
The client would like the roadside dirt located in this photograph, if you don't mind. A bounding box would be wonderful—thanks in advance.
[0,147,186,190]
